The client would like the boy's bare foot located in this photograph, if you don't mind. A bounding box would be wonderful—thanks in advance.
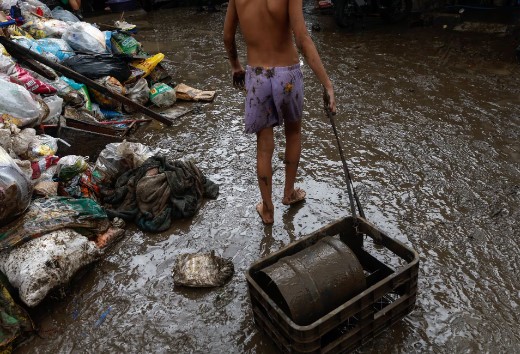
[282,188,306,206]
[256,201,274,225]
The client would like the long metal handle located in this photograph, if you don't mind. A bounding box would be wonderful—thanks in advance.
[323,87,365,219]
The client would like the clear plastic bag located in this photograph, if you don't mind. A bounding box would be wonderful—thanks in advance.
[56,155,88,181]
[92,141,158,186]
[51,6,80,23]
[62,22,107,54]
[26,134,59,161]
[22,19,70,39]
[0,78,41,127]
[0,146,33,225]
[18,0,52,18]
[123,77,150,113]
[36,38,75,62]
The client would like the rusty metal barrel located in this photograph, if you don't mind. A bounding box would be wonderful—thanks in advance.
[257,236,366,325]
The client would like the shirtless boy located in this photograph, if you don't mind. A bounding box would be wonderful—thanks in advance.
[224,0,336,224]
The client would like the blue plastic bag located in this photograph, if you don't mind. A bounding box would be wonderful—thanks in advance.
[36,38,74,62]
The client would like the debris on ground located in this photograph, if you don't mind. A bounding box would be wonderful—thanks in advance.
[173,251,234,288]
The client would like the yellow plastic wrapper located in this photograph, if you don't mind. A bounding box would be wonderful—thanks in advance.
[7,25,34,39]
[130,53,164,78]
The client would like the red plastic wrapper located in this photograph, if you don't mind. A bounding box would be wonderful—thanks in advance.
[31,155,60,180]
[9,64,57,95]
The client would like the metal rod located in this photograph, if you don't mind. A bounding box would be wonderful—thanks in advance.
[323,87,365,219]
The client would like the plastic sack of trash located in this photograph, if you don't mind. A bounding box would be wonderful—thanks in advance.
[18,0,52,18]
[90,76,125,111]
[26,134,59,161]
[51,6,80,22]
[11,37,43,55]
[0,196,108,250]
[0,78,41,127]
[0,228,102,307]
[56,155,88,181]
[150,82,176,107]
[173,251,234,288]
[123,78,150,113]
[92,141,158,186]
[37,38,74,62]
[22,18,70,39]
[62,22,106,54]
[62,54,132,83]
[0,146,33,226]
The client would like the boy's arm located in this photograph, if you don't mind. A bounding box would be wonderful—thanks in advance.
[223,0,245,88]
[289,0,336,113]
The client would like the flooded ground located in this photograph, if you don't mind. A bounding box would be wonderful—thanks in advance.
[16,2,520,353]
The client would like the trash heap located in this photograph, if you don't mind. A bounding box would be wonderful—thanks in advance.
[0,1,219,347]
[0,1,190,130]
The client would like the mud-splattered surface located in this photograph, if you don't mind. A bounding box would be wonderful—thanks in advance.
[15,3,520,353]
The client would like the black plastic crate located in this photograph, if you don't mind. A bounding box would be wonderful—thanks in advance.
[246,216,419,353]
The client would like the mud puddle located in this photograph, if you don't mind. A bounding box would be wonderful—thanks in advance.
[15,3,520,353]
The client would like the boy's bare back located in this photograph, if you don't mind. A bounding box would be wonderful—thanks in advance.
[233,0,299,67]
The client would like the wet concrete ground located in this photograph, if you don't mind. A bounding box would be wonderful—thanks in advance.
[16,2,520,353]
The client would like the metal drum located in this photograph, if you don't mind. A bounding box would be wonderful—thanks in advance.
[257,236,366,325]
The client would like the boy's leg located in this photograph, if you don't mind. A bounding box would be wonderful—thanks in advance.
[283,119,306,204]
[256,127,275,224]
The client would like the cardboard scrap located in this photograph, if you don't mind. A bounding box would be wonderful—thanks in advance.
[174,83,216,102]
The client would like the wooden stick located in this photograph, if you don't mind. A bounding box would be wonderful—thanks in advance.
[18,57,58,80]
[0,36,173,126]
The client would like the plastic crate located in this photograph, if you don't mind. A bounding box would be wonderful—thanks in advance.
[246,216,419,353]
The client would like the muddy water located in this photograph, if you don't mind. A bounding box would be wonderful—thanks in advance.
[16,4,520,353]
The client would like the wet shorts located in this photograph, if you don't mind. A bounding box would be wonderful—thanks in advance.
[244,64,304,134]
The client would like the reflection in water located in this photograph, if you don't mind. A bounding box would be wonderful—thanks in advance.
[16,3,520,353]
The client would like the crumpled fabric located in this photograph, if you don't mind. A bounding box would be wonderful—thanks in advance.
[101,156,219,232]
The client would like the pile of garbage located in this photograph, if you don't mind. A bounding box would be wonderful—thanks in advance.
[0,0,220,347]
[0,0,216,133]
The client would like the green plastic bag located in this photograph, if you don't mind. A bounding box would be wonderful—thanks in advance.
[110,31,142,56]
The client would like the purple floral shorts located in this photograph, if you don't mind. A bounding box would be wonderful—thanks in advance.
[244,64,304,134]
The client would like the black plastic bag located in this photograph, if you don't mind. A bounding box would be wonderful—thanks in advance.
[62,53,132,83]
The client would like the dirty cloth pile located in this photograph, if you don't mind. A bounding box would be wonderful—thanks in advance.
[102,156,219,232]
